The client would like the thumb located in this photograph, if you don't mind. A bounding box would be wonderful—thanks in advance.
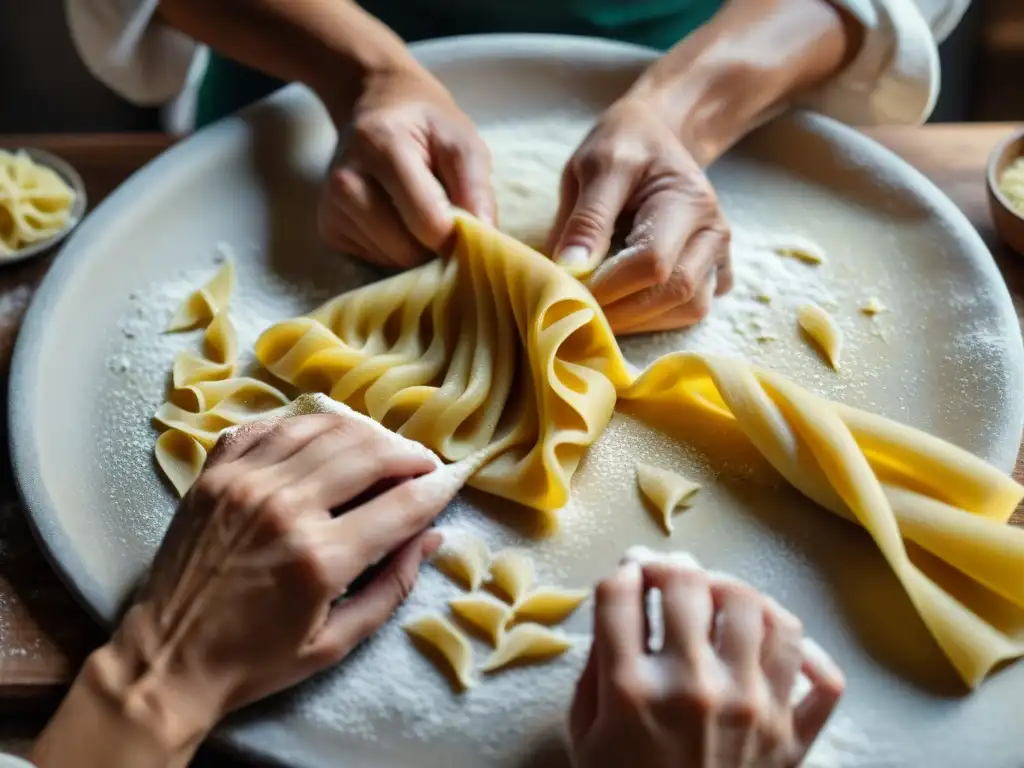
[551,167,634,278]
[302,530,443,671]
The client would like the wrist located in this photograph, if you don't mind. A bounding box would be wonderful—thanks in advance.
[309,11,426,125]
[628,55,778,166]
[32,641,217,768]
[627,0,852,166]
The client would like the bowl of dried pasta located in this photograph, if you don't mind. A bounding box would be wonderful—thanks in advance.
[987,127,1024,255]
[0,147,87,264]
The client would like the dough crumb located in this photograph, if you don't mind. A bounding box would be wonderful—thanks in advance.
[635,462,701,535]
[859,296,889,316]
[797,303,843,371]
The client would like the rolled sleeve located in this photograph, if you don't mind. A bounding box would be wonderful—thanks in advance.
[798,0,972,126]
[65,0,200,105]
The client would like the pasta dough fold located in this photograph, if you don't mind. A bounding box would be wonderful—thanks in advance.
[159,211,1023,688]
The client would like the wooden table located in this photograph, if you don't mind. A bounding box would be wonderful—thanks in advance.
[0,125,1022,756]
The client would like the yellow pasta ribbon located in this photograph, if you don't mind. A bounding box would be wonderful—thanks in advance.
[160,211,1024,688]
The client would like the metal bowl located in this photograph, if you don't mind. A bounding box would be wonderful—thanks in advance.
[1,147,88,265]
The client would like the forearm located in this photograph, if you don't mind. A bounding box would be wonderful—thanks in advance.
[31,644,214,768]
[156,0,421,121]
[629,0,860,165]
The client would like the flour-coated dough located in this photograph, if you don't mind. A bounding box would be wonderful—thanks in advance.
[482,623,573,673]
[432,529,491,591]
[513,587,588,625]
[167,259,234,331]
[798,303,843,370]
[635,462,702,534]
[488,549,536,604]
[404,611,475,691]
[449,592,512,646]
[172,311,238,388]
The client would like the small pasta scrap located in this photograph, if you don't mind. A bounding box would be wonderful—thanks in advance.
[432,529,491,591]
[635,462,701,535]
[154,430,208,497]
[167,258,235,331]
[449,592,513,646]
[859,296,888,316]
[172,311,238,388]
[797,303,843,371]
[482,623,573,673]
[488,549,536,604]
[513,587,588,625]
[404,611,475,691]
[772,235,826,265]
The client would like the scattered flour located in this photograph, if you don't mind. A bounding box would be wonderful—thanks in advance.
[86,116,902,766]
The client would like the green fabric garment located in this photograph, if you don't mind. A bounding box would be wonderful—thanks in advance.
[195,0,722,127]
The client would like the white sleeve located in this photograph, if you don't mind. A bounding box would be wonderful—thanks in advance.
[0,755,35,767]
[798,0,972,126]
[65,0,200,105]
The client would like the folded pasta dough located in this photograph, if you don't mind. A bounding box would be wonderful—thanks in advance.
[253,211,1024,687]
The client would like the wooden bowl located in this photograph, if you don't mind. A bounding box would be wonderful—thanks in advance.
[986,127,1024,254]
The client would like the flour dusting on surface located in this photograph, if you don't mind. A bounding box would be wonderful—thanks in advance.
[81,114,1021,766]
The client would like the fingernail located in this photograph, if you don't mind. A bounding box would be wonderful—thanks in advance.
[801,637,844,683]
[422,530,444,558]
[619,561,642,582]
[557,245,590,267]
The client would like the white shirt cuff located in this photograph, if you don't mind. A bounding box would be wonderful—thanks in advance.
[65,0,200,106]
[797,0,970,126]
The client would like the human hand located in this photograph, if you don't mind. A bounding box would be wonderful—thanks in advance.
[570,559,845,768]
[319,65,494,268]
[110,413,462,734]
[547,97,733,335]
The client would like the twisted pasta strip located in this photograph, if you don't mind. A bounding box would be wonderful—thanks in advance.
[251,211,1024,687]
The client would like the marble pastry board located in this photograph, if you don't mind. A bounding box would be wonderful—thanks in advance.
[9,35,1024,768]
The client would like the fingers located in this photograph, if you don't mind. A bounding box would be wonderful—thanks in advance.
[593,562,645,679]
[551,160,635,273]
[317,185,389,266]
[603,274,714,336]
[322,460,472,586]
[792,639,845,754]
[433,129,495,224]
[304,531,442,670]
[325,166,428,268]
[711,583,766,689]
[569,638,600,744]
[588,194,729,334]
[760,600,804,705]
[645,563,713,661]
[205,419,280,467]
[366,141,453,251]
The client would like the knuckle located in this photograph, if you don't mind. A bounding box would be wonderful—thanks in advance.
[192,465,231,503]
[670,684,720,717]
[254,497,293,538]
[577,141,641,179]
[222,477,261,514]
[595,572,635,604]
[567,201,616,240]
[637,248,674,286]
[609,665,651,708]
[720,696,762,729]
[328,167,363,201]
[263,485,303,520]
[294,544,333,591]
